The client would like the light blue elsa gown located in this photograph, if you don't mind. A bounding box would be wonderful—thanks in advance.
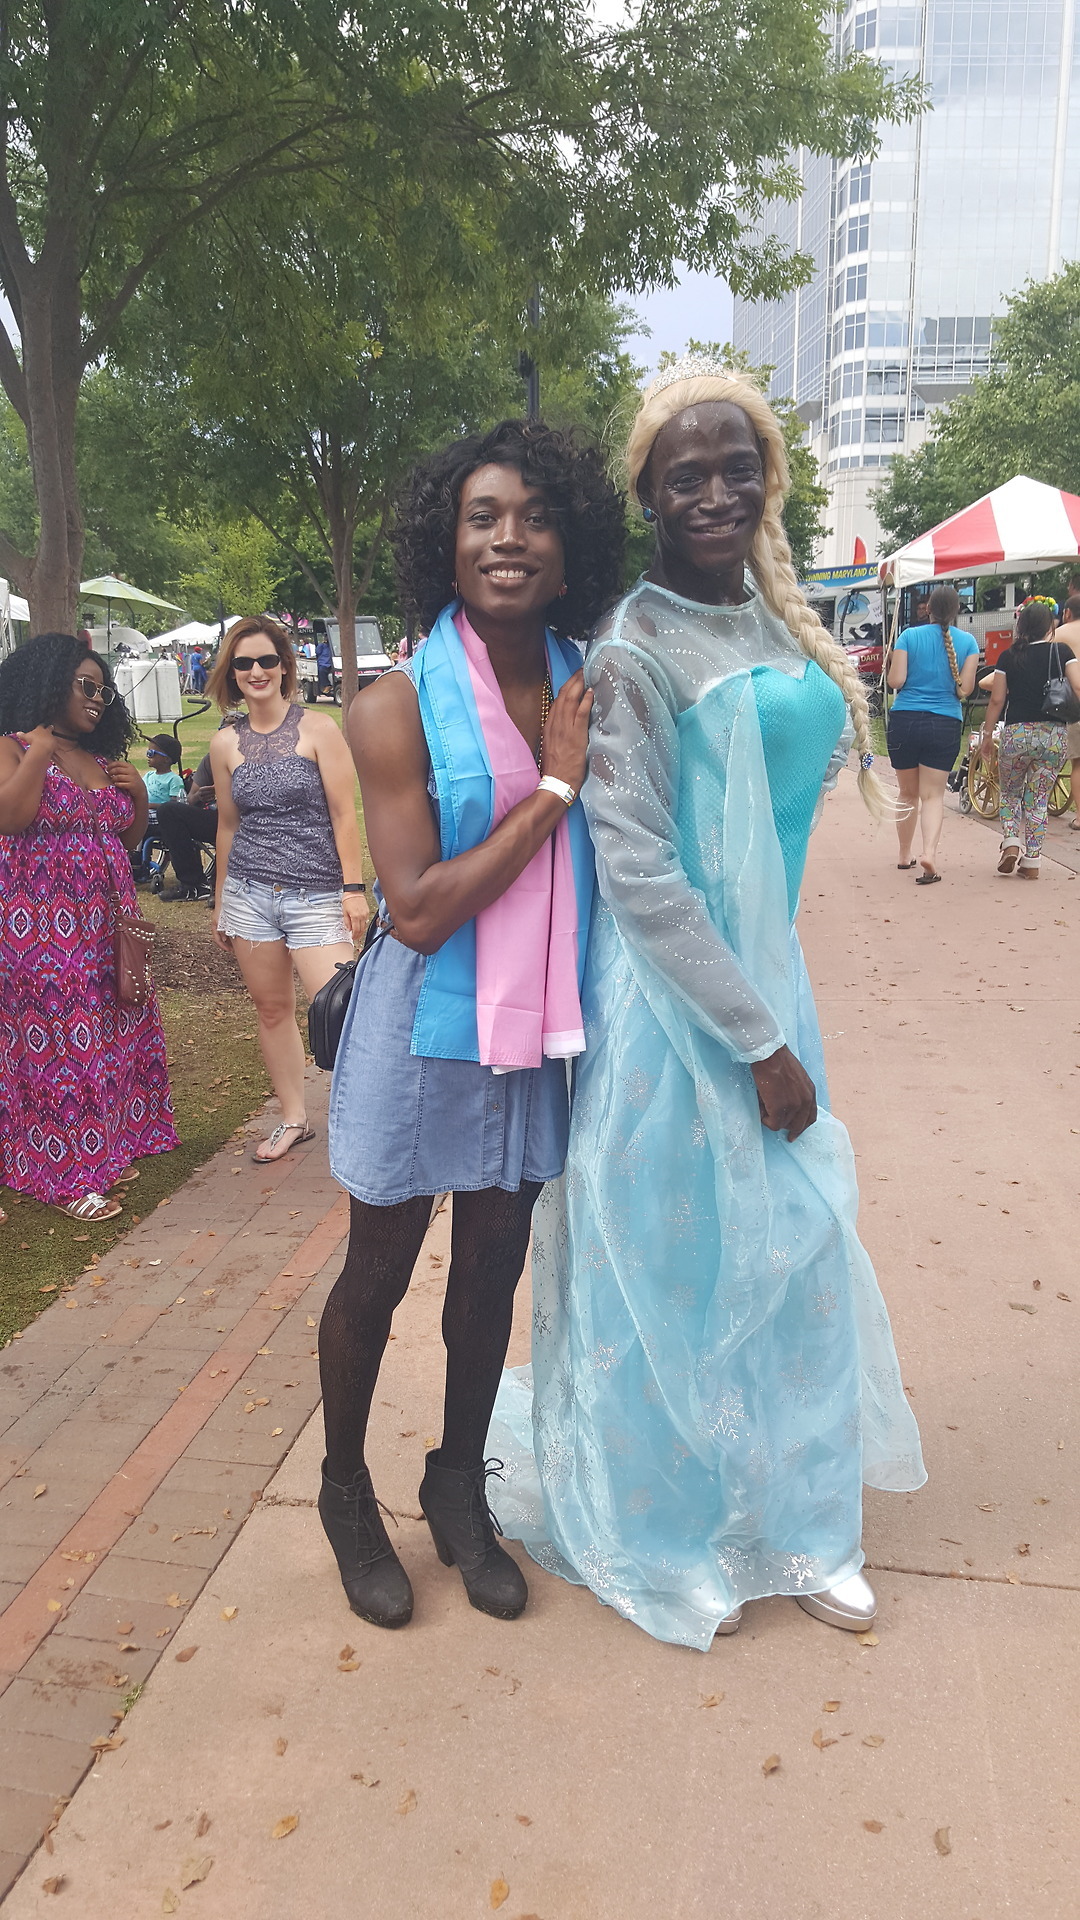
[489,576,926,1650]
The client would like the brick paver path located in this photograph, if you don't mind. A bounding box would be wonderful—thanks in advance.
[0,1072,347,1899]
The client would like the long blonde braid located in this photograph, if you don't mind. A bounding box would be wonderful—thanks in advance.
[927,585,963,697]
[626,369,897,820]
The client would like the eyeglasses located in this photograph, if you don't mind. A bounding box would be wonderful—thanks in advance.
[231,653,282,674]
[73,676,117,705]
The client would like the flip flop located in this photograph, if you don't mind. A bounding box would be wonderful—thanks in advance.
[251,1122,315,1165]
[110,1168,140,1186]
[915,871,942,885]
[896,861,917,869]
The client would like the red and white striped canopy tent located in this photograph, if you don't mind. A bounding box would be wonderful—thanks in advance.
[878,475,1080,589]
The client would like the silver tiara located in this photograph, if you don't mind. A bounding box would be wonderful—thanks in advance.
[647,353,734,396]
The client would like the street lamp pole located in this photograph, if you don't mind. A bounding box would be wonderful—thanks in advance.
[519,289,541,418]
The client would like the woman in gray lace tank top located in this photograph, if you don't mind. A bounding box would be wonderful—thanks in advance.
[207,618,368,1163]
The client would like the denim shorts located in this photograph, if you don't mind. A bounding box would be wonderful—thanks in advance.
[219,875,348,949]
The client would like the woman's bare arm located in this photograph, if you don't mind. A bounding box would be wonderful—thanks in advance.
[348,670,590,956]
[0,729,53,833]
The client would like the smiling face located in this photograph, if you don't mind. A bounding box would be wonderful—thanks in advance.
[454,463,565,635]
[640,402,766,604]
[58,657,108,737]
[228,630,285,702]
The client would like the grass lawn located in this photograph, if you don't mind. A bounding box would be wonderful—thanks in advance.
[1,693,369,1347]
[0,991,270,1346]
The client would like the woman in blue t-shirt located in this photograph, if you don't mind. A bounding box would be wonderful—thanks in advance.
[886,585,980,883]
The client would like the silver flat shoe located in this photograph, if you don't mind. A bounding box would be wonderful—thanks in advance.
[714,1606,743,1637]
[795,1572,877,1631]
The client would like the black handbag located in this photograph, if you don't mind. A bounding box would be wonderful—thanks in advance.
[1041,640,1080,723]
[307,916,387,1070]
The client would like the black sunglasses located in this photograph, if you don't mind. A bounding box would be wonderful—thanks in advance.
[73,675,117,706]
[231,652,282,673]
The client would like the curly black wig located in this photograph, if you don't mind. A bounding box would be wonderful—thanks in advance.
[0,632,135,757]
[390,419,626,640]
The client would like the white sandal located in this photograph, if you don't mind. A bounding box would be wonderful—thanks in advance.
[57,1191,123,1223]
[251,1121,315,1165]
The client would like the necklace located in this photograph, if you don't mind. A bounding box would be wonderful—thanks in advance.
[535,677,552,771]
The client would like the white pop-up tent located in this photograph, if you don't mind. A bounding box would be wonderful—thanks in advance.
[879,475,1080,588]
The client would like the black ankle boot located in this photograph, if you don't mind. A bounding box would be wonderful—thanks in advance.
[318,1460,414,1628]
[417,1451,528,1620]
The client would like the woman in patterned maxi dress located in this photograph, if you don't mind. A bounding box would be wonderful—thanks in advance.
[0,633,177,1224]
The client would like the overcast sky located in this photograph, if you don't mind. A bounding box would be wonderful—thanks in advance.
[621,272,736,377]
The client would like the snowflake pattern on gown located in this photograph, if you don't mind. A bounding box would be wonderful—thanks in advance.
[488,576,926,1650]
[0,758,178,1204]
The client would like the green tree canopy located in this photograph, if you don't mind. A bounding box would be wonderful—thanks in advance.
[0,0,921,631]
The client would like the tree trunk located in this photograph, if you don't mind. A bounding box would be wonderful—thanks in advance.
[3,262,86,634]
[330,511,359,724]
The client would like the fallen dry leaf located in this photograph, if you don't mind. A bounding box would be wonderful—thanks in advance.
[397,1788,418,1816]
[221,1606,238,1621]
[934,1826,952,1856]
[118,1642,139,1654]
[823,1700,841,1712]
[195,1812,211,1838]
[271,1814,299,1840]
[165,1594,188,1609]
[761,1754,781,1776]
[46,1600,62,1613]
[117,1621,134,1634]
[339,1660,361,1673]
[863,1735,885,1748]
[33,1483,47,1498]
[180,1856,213,1890]
[490,1878,510,1910]
[275,1738,288,1757]
[1006,1571,1021,1584]
[255,1396,270,1407]
[41,1877,66,1895]
[307,1315,317,1327]
[863,1819,884,1834]
[162,1893,180,1915]
[339,1644,355,1661]
[856,1631,879,1647]
[244,1401,256,1414]
[154,1822,172,1832]
[174,1646,199,1664]
[351,1773,380,1787]
[1058,1292,1072,1303]
[89,1733,124,1753]
[1009,1302,1036,1315]
[1017,1543,1030,1556]
[812,1729,838,1750]
[699,1693,723,1708]
[516,1814,532,1826]
[271,1427,284,1437]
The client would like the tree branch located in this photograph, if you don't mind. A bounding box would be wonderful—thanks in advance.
[243,498,332,609]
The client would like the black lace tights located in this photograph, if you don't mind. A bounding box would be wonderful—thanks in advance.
[319,1183,542,1485]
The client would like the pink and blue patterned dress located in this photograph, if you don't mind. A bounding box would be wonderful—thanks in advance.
[0,755,178,1205]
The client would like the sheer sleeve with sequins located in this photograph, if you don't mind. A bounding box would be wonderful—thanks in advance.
[581,638,786,1065]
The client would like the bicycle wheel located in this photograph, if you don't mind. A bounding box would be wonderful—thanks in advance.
[1048,768,1073,817]
[966,743,1000,818]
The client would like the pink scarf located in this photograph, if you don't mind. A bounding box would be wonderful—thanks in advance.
[456,610,584,1072]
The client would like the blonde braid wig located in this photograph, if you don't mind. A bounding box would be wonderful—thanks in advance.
[626,370,895,820]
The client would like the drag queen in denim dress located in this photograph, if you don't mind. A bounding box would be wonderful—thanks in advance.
[317,420,625,1632]
[489,364,925,1649]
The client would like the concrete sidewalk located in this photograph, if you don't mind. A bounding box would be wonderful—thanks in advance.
[1,781,1078,1919]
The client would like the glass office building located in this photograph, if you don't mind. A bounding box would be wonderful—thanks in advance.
[733,1,1080,564]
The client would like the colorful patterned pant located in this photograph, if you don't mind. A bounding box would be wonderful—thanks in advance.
[998,721,1067,862]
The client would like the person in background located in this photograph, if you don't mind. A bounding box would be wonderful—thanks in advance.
[157,748,217,901]
[189,647,207,695]
[315,633,336,702]
[144,734,186,806]
[208,616,367,1162]
[0,633,177,1224]
[886,584,979,883]
[1056,592,1080,829]
[981,597,1080,878]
